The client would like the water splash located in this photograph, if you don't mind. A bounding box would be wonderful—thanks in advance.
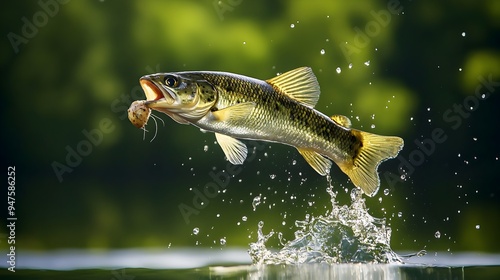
[248,175,402,264]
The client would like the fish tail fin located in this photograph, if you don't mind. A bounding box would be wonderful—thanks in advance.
[338,130,404,197]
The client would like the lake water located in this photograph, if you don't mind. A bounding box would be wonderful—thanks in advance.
[1,248,499,279]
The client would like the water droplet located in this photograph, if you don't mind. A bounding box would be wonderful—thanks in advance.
[417,250,427,257]
[290,23,295,28]
[242,216,248,222]
[461,32,466,37]
[383,188,390,195]
[292,160,297,165]
[243,41,246,45]
[320,49,325,55]
[348,63,353,69]
[371,124,376,129]
[435,231,441,238]
[398,212,403,218]
[203,145,209,152]
[459,68,462,72]
[475,224,480,229]
[193,227,200,235]
[252,195,261,211]
[336,67,341,74]
[364,60,370,66]
[269,174,276,179]
[427,107,431,111]
[220,237,226,245]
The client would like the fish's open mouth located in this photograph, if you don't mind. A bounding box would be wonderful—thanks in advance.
[139,78,175,105]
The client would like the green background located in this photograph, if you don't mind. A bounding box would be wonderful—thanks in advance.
[1,0,499,254]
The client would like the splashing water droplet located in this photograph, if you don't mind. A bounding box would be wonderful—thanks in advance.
[348,63,353,69]
[269,174,276,179]
[336,67,341,74]
[364,60,370,66]
[320,49,325,55]
[220,238,227,245]
[371,124,376,129]
[398,212,403,218]
[193,227,200,235]
[242,216,248,222]
[203,145,209,152]
[383,189,390,195]
[252,195,262,211]
[435,231,441,238]
[249,180,403,265]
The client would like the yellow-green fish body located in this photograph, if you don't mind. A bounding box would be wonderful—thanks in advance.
[139,67,403,196]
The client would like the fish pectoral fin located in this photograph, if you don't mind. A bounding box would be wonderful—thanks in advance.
[296,148,332,176]
[211,102,256,122]
[337,130,404,197]
[266,67,320,108]
[215,133,248,165]
[330,115,352,128]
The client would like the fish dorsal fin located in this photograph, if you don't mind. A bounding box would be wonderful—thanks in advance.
[331,115,352,128]
[211,102,256,122]
[266,67,320,108]
[215,133,248,165]
[296,148,332,176]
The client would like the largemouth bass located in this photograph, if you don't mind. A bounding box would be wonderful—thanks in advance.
[134,67,404,196]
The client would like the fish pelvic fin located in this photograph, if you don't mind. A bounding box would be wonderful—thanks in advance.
[215,133,248,165]
[338,130,404,197]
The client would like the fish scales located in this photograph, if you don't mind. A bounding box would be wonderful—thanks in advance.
[199,72,357,162]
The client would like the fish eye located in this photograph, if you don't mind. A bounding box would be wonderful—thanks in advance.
[164,75,178,87]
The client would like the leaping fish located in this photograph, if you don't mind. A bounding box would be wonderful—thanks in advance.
[129,67,404,196]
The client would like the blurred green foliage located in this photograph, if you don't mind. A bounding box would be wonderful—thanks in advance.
[1,0,499,253]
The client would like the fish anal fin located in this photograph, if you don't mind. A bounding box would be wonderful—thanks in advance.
[266,67,320,108]
[337,130,404,197]
[215,133,248,165]
[297,148,332,176]
[331,115,352,128]
[212,102,256,122]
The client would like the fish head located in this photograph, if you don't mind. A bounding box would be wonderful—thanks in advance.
[140,73,217,123]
